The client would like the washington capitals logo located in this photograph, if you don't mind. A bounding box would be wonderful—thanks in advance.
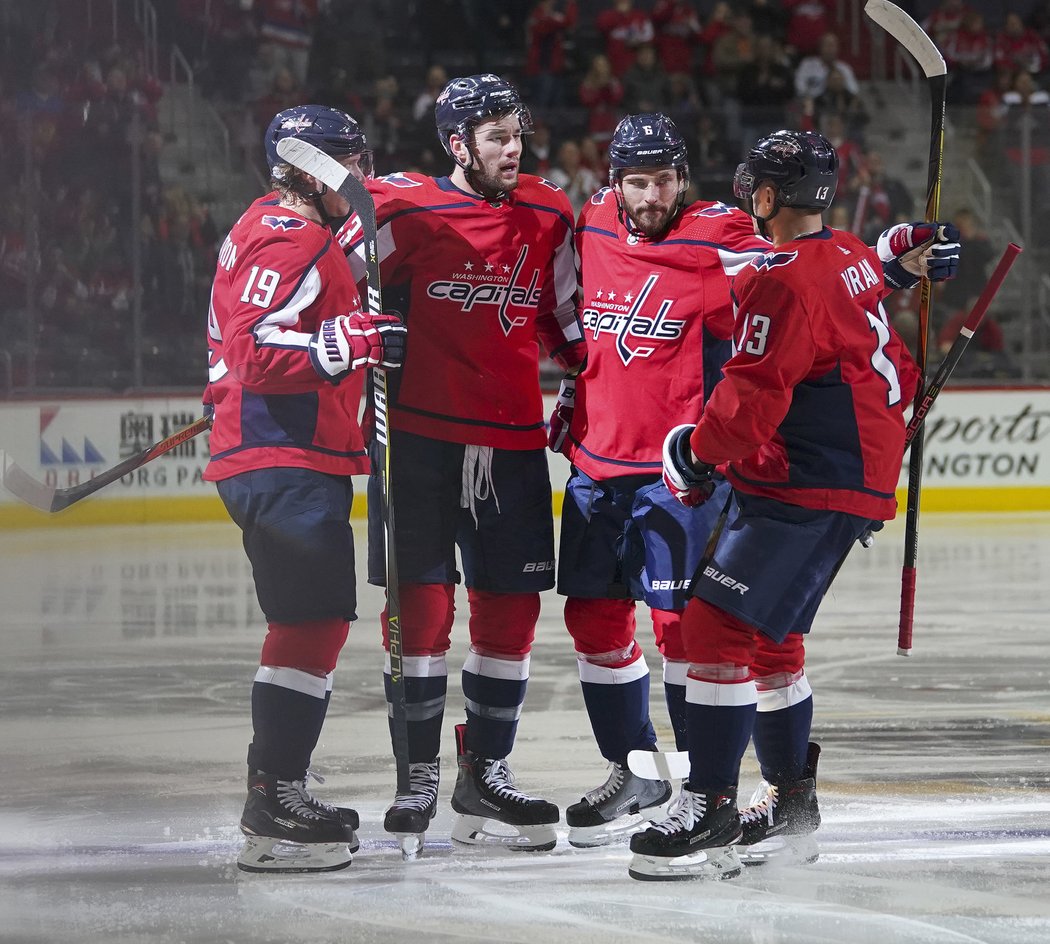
[279,115,314,133]
[750,250,798,272]
[426,244,538,336]
[696,202,733,218]
[378,172,423,188]
[581,274,685,366]
[262,215,308,231]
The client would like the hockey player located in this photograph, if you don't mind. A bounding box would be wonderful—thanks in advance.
[552,114,960,850]
[552,113,769,848]
[204,105,406,873]
[632,129,922,880]
[340,75,584,855]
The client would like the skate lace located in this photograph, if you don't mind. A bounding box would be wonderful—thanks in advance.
[393,762,440,812]
[276,778,327,820]
[739,782,778,827]
[650,788,706,835]
[481,759,535,804]
[583,763,626,806]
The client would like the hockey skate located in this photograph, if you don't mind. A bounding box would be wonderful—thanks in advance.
[384,760,440,860]
[450,724,559,852]
[566,762,672,848]
[628,786,743,881]
[738,742,821,866]
[237,771,358,873]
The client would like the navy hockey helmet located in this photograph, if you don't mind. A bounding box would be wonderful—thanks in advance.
[434,74,533,159]
[607,113,690,187]
[265,105,372,181]
[733,129,838,213]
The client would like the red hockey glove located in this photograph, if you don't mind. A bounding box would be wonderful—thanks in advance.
[878,221,961,290]
[547,373,577,454]
[310,311,407,382]
[662,424,716,507]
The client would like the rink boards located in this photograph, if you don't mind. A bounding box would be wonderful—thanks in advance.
[1,387,1049,527]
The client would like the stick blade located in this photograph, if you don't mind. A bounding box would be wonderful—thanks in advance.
[1,450,59,512]
[865,0,946,77]
[275,137,349,190]
[274,137,375,232]
[627,749,690,781]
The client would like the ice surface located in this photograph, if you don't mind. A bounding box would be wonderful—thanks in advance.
[1,514,1048,943]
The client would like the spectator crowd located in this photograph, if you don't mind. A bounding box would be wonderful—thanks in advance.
[3,0,1042,389]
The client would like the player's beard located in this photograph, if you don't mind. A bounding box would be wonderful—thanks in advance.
[628,202,677,238]
[470,160,520,201]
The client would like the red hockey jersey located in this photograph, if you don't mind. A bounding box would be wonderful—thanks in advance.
[343,173,583,450]
[691,227,920,520]
[204,194,370,481]
[567,191,769,480]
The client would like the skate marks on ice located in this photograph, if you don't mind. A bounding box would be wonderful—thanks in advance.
[3,793,1050,944]
[2,517,1050,942]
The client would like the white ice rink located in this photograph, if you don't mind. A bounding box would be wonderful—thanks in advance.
[1,513,1048,944]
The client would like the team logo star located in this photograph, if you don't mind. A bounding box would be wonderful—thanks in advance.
[624,292,634,303]
[502,264,511,273]
[463,260,474,271]
[607,291,617,301]
[595,288,604,300]
[484,262,494,272]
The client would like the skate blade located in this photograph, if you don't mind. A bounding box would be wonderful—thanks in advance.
[391,831,426,860]
[567,804,672,848]
[236,835,352,873]
[451,815,558,852]
[628,845,742,882]
[739,834,819,866]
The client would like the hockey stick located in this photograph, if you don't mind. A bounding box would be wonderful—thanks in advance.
[864,0,946,656]
[904,243,1021,447]
[629,245,1022,783]
[275,138,410,793]
[1,415,211,513]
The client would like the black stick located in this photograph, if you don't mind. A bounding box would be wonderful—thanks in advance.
[2,416,211,513]
[275,139,410,792]
[864,0,947,655]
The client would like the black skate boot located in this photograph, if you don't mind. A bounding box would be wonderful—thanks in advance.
[628,786,742,881]
[450,723,559,852]
[384,759,440,860]
[237,771,357,873]
[298,769,361,841]
[566,762,672,848]
[738,742,821,865]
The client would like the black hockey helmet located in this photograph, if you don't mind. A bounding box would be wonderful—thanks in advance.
[607,113,690,187]
[265,105,372,182]
[434,73,533,160]
[733,129,838,213]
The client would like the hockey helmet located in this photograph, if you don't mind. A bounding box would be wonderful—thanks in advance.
[434,74,533,159]
[607,113,690,187]
[265,105,372,181]
[733,129,838,213]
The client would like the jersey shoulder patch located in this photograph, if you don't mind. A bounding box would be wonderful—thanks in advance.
[375,172,424,188]
[751,250,799,272]
[261,214,308,231]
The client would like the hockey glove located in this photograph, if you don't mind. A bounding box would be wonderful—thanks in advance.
[309,311,407,382]
[547,373,577,454]
[878,221,961,290]
[662,424,716,507]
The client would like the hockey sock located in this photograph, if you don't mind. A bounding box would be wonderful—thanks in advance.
[753,695,814,783]
[247,666,330,780]
[684,676,757,792]
[579,652,656,762]
[461,647,529,759]
[385,652,447,763]
[663,659,689,751]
